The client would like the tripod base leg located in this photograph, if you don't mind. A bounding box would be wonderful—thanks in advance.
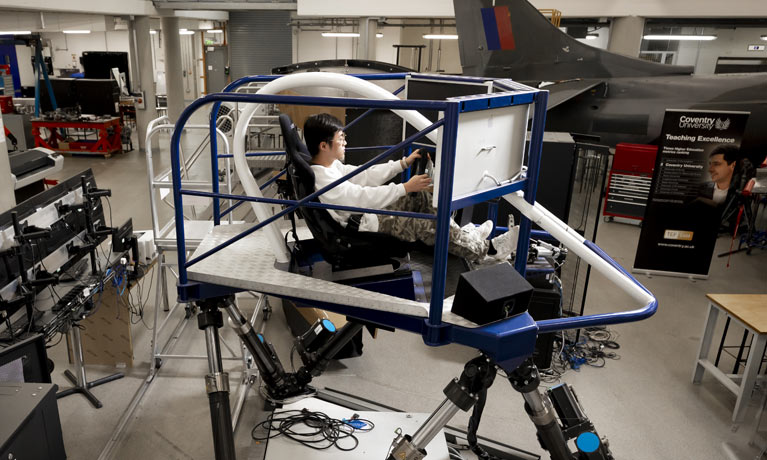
[57,369,125,409]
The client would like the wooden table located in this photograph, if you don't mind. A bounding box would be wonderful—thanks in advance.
[693,294,767,423]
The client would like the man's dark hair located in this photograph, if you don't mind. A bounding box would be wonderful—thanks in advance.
[303,113,344,157]
[710,144,739,165]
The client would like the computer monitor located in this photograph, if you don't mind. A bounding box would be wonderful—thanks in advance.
[0,333,51,383]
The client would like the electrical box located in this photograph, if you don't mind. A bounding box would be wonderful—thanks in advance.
[134,91,146,110]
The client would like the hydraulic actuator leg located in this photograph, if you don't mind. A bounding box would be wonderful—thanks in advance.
[507,358,614,460]
[197,298,236,460]
[221,295,364,401]
[387,355,496,460]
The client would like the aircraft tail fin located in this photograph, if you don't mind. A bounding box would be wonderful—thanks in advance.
[454,0,694,80]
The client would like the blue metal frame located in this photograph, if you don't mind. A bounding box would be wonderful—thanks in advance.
[168,72,657,369]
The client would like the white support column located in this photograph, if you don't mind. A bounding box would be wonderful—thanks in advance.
[0,112,14,213]
[357,17,377,61]
[127,18,139,94]
[134,16,159,152]
[161,16,185,122]
[607,16,646,58]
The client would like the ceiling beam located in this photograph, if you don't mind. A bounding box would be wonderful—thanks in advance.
[153,2,296,10]
[0,0,157,16]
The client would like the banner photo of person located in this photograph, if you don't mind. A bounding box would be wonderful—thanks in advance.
[633,109,750,278]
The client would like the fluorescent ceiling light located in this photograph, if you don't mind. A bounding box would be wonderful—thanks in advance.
[150,30,157,34]
[585,34,599,40]
[423,34,458,40]
[643,34,717,41]
[0,31,31,35]
[208,29,223,34]
[761,35,767,41]
[322,32,359,38]
[179,29,195,35]
[63,30,91,34]
[376,33,383,38]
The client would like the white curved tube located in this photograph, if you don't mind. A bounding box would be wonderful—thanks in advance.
[505,191,654,307]
[232,73,438,263]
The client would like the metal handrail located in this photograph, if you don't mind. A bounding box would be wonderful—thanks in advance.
[145,118,233,238]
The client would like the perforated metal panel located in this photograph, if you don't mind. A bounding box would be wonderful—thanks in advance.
[229,11,292,80]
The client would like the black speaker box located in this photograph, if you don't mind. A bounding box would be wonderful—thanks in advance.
[452,263,533,325]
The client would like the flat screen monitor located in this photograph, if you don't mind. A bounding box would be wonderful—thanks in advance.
[0,333,51,383]
[39,78,120,116]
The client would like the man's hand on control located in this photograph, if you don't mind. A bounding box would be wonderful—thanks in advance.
[404,149,423,167]
[404,174,432,193]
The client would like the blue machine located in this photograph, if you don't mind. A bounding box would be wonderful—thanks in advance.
[165,72,657,460]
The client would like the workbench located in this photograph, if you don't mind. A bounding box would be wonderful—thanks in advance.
[693,294,767,423]
[31,117,122,157]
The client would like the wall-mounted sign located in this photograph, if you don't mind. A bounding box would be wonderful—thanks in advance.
[747,44,766,51]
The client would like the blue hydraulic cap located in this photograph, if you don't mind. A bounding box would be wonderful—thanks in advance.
[256,333,265,343]
[321,318,336,333]
[576,432,600,453]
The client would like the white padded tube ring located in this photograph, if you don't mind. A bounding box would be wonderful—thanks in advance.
[231,73,438,263]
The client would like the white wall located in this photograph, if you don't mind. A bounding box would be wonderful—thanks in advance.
[292,25,404,66]
[401,24,461,73]
[42,31,129,73]
[292,22,462,73]
[661,26,767,74]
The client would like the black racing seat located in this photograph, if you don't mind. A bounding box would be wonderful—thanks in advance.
[278,114,411,270]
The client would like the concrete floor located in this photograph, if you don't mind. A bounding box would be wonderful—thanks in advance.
[40,123,767,460]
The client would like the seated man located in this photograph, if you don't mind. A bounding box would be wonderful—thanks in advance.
[303,113,517,263]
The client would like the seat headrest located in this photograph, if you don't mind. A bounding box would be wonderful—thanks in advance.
[279,114,312,165]
[279,114,315,191]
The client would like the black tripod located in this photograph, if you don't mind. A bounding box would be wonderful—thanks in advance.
[56,322,124,408]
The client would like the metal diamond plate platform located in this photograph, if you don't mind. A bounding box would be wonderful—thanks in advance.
[186,224,479,328]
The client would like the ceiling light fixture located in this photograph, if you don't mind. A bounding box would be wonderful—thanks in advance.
[761,35,767,41]
[423,34,459,40]
[0,31,31,35]
[376,33,383,38]
[321,32,360,38]
[179,29,195,35]
[63,30,91,34]
[643,34,717,41]
[208,29,223,34]
[150,30,157,34]
[585,34,599,40]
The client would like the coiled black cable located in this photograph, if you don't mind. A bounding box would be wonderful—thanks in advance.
[251,408,374,451]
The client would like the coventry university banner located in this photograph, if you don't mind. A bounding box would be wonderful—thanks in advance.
[633,109,750,278]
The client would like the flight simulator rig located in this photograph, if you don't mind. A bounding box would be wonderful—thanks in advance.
[165,72,657,460]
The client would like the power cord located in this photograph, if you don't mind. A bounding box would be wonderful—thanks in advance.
[251,409,374,451]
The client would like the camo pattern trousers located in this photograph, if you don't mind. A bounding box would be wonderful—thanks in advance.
[377,191,489,262]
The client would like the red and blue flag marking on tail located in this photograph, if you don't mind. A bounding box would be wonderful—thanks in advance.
[481,6,516,50]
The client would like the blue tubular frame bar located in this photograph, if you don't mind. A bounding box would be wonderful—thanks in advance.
[425,100,460,339]
[219,169,288,218]
[536,240,657,333]
[208,74,410,225]
[176,106,445,272]
[343,84,406,132]
[182,189,436,221]
[514,91,549,276]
